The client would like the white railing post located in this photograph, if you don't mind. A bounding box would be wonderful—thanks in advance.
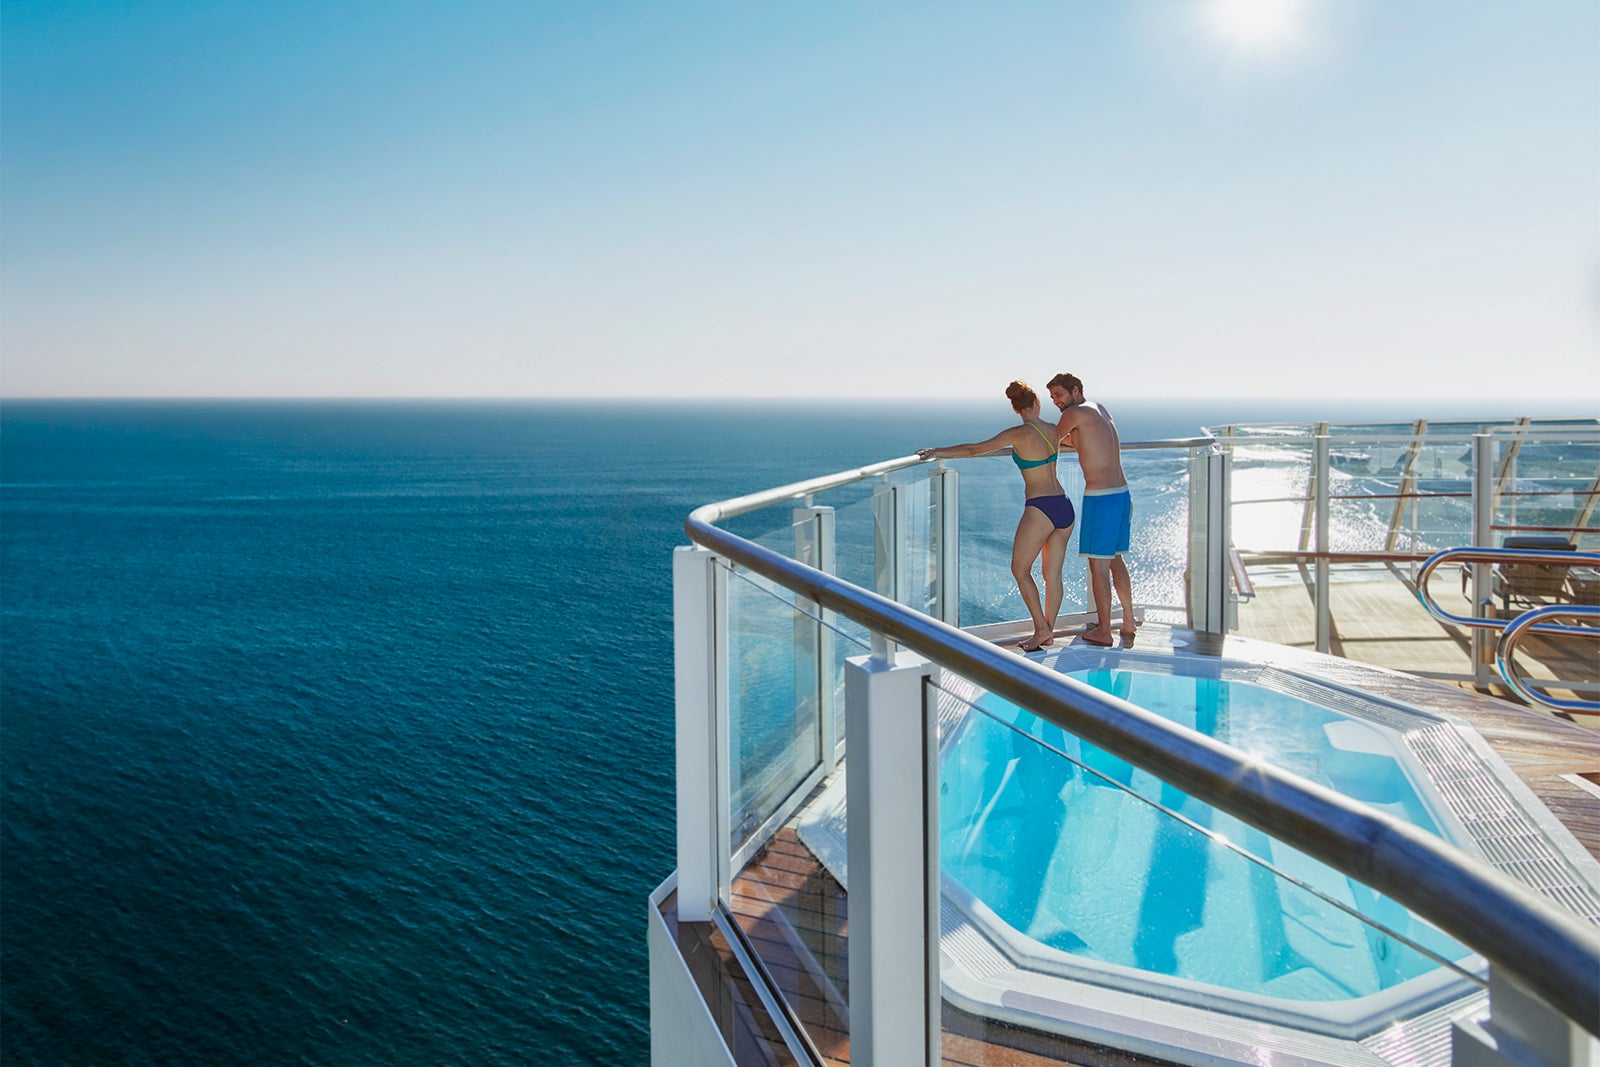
[845,651,940,1067]
[1314,434,1332,653]
[1187,443,1231,633]
[1472,433,1497,685]
[931,463,961,627]
[673,546,728,922]
[1453,967,1597,1067]
[795,503,839,773]
[873,478,901,662]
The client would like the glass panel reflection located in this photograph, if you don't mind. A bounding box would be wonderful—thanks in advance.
[726,568,818,852]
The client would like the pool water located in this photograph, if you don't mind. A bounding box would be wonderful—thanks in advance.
[938,669,1470,1002]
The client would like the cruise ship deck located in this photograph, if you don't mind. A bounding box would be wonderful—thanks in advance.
[658,625,1600,1067]
[1233,568,1600,717]
[650,417,1600,1067]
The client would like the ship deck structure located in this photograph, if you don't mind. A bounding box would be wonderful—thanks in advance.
[650,416,1600,1067]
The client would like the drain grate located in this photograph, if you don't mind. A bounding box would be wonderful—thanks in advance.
[1406,722,1600,924]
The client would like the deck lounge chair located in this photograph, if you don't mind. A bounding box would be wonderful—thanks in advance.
[1493,535,1576,613]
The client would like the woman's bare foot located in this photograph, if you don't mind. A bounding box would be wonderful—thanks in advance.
[1018,629,1055,653]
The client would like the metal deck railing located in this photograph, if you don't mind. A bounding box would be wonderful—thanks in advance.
[657,424,1600,1067]
[1416,545,1600,713]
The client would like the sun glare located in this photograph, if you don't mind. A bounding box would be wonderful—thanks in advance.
[1202,0,1310,55]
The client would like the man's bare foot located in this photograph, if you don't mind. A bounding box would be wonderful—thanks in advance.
[1078,627,1114,647]
[1119,618,1138,638]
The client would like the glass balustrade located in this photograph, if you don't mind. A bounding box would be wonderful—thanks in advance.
[1213,420,1600,682]
[667,422,1600,1065]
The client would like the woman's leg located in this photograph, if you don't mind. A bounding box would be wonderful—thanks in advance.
[1012,507,1056,649]
[1041,525,1072,632]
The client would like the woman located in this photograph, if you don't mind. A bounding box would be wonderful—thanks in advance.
[917,380,1075,653]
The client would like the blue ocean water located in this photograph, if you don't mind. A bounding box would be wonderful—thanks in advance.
[0,396,1568,1065]
[0,400,1018,1066]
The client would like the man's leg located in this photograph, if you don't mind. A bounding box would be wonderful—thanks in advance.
[1111,555,1135,633]
[1083,558,1114,644]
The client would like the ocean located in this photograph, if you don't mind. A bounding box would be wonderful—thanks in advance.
[0,397,1578,1065]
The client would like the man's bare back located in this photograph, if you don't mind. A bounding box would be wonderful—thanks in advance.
[1049,386,1126,491]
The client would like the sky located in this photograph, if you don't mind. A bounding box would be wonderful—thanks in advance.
[2,0,1597,401]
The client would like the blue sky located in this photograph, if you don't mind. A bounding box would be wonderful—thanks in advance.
[3,1,1596,400]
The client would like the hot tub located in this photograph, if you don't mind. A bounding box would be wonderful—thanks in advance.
[929,645,1600,1064]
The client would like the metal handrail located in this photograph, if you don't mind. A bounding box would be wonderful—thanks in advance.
[1497,605,1600,714]
[1415,547,1600,641]
[1205,426,1600,444]
[686,460,1600,1036]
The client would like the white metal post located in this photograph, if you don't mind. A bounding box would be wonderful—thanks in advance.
[873,480,901,662]
[673,546,725,922]
[1473,433,1496,684]
[1314,434,1332,653]
[1452,967,1598,1067]
[845,651,940,1067]
[931,463,961,626]
[1187,444,1231,633]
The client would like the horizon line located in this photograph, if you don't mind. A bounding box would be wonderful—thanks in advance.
[3,394,1596,406]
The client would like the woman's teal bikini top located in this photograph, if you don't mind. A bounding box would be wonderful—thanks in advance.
[1012,421,1059,470]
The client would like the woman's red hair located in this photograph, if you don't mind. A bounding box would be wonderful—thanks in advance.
[1005,380,1038,412]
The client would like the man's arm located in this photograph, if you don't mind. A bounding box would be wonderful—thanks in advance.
[1055,411,1080,451]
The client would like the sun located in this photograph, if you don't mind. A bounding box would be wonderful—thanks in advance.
[1201,0,1311,55]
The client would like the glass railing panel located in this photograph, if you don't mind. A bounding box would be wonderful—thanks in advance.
[827,481,885,603]
[1224,435,1317,646]
[1318,433,1480,557]
[1484,433,1600,699]
[814,484,887,757]
[721,569,857,1065]
[1125,445,1192,620]
[899,471,936,617]
[725,566,821,854]
[1326,443,1407,557]
[714,443,1208,643]
[1223,435,1315,562]
[1228,432,1464,659]
[1391,440,1475,557]
[727,807,852,1067]
[945,455,1025,628]
[1492,433,1600,555]
[823,466,946,616]
[723,508,808,563]
[947,447,1196,632]
[931,672,1478,1064]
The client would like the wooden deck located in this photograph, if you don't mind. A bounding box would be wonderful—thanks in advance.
[665,830,1134,1067]
[660,622,1600,1066]
[1231,563,1599,716]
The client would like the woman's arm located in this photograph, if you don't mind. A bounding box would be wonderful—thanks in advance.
[917,426,1017,461]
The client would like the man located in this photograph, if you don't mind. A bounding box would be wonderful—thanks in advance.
[1047,372,1135,646]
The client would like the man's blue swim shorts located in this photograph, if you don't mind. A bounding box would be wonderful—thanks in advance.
[1079,486,1131,559]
